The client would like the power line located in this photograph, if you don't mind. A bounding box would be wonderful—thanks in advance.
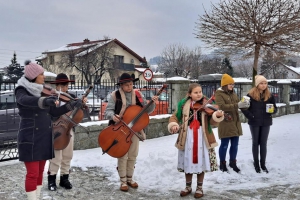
[0,48,41,53]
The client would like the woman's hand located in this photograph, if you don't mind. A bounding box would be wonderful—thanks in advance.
[170,125,179,134]
[215,110,224,118]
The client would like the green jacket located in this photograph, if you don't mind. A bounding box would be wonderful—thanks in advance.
[215,88,243,139]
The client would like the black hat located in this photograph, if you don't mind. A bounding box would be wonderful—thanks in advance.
[116,73,139,85]
[50,73,75,84]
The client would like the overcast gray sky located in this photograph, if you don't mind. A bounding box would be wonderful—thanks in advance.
[0,0,220,67]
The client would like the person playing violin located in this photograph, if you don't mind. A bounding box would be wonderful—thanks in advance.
[168,83,224,199]
[104,73,158,192]
[47,73,88,191]
[14,61,83,200]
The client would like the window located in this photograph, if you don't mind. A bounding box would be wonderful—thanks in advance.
[114,55,124,63]
[49,55,54,65]
[69,75,75,82]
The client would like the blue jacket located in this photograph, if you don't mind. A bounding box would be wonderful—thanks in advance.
[15,83,71,162]
[241,94,277,127]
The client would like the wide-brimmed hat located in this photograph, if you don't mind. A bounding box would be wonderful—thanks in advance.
[50,73,75,84]
[116,73,139,85]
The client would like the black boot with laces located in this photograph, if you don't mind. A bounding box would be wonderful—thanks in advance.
[59,174,73,189]
[229,160,241,173]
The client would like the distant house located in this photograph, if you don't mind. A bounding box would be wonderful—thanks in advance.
[261,62,300,79]
[36,38,148,83]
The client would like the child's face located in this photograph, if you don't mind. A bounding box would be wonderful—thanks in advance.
[121,81,134,93]
[56,84,69,93]
[189,86,203,101]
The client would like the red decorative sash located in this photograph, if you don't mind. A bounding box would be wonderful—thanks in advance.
[190,101,200,164]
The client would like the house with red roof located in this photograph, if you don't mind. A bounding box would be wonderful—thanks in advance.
[36,38,148,83]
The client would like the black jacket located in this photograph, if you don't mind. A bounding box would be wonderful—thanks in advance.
[241,93,277,127]
[15,85,71,162]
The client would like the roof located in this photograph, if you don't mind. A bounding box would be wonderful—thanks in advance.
[39,38,146,63]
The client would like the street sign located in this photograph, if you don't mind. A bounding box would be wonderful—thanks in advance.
[143,68,153,81]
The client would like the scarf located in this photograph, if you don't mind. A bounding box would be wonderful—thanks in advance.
[17,76,43,97]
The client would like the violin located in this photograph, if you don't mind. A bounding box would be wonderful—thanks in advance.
[192,99,231,120]
[192,100,219,116]
[42,85,75,102]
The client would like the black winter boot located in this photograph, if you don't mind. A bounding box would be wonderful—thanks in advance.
[229,160,241,173]
[260,160,269,173]
[254,160,261,173]
[59,174,73,189]
[219,161,228,172]
[48,174,57,191]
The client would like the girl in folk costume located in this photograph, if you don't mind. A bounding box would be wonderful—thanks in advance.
[104,73,159,192]
[168,83,224,198]
[241,75,277,173]
[14,61,82,200]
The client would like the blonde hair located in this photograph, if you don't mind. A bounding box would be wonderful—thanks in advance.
[248,86,271,101]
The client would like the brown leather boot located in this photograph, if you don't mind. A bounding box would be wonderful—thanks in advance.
[180,186,192,197]
[194,186,204,198]
[120,182,129,192]
[127,176,138,188]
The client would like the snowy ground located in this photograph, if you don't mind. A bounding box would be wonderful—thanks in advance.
[1,113,300,200]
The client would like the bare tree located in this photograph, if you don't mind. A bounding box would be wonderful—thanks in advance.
[195,0,300,85]
[53,37,116,85]
[234,61,253,78]
[158,44,202,78]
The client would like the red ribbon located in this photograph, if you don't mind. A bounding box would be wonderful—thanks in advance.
[190,101,200,164]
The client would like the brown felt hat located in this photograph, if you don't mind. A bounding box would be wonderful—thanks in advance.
[116,73,139,85]
[50,73,75,84]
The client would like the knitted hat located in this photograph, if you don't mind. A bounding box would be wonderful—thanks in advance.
[50,73,75,84]
[24,60,44,80]
[255,75,267,87]
[116,73,139,85]
[221,73,234,86]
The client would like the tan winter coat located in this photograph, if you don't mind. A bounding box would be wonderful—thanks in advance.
[167,99,224,150]
[215,88,243,139]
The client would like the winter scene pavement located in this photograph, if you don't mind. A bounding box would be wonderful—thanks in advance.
[1,113,300,200]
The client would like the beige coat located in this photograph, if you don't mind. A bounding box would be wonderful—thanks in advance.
[167,99,224,150]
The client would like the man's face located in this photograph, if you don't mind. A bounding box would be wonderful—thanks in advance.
[121,81,133,93]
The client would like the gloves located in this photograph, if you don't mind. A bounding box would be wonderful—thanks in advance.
[69,99,83,109]
[43,96,57,107]
[238,101,250,109]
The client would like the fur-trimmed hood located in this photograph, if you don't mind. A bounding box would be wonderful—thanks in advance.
[16,76,43,97]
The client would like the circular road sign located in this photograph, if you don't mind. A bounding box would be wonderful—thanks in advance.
[143,68,153,81]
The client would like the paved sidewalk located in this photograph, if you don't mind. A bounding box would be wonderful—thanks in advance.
[0,161,299,200]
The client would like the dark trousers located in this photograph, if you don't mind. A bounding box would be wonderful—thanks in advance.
[219,136,239,162]
[249,126,270,163]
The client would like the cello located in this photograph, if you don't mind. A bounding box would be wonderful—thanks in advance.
[98,84,167,158]
[52,85,93,150]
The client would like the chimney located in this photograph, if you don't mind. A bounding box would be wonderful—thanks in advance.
[83,38,90,43]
